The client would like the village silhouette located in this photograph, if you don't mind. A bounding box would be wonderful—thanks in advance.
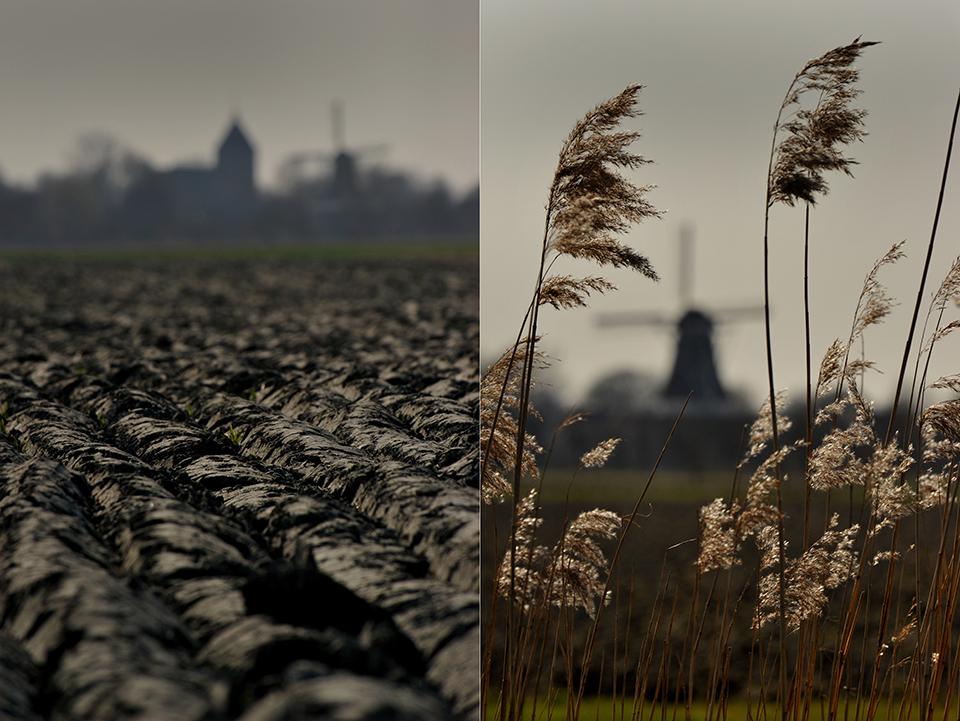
[0,114,478,248]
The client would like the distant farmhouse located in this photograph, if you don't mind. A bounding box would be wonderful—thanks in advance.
[161,119,259,229]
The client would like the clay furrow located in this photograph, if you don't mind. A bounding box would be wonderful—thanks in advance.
[354,461,480,592]
[211,477,478,717]
[185,391,479,594]
[0,628,41,721]
[0,450,219,720]
[0,255,479,720]
[36,370,478,714]
[0,373,457,717]
[170,352,471,477]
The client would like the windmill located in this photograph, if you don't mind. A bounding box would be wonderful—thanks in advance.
[280,101,390,198]
[278,101,390,236]
[597,223,763,408]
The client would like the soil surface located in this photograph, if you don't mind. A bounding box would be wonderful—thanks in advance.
[0,253,479,720]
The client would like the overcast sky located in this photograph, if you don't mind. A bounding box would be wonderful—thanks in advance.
[0,0,478,195]
[481,0,960,411]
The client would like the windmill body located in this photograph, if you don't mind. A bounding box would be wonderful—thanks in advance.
[663,308,726,402]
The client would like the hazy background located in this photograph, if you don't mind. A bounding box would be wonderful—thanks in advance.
[0,0,478,195]
[481,0,960,412]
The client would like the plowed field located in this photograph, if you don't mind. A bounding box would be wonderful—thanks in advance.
[0,252,479,720]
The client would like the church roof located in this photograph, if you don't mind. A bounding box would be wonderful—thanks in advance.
[219,120,253,156]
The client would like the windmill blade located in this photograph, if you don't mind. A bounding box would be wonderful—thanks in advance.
[712,305,767,323]
[679,222,694,311]
[332,99,345,152]
[597,309,674,328]
[331,101,391,160]
[350,143,391,162]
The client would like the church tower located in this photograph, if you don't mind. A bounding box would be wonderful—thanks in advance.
[216,119,255,201]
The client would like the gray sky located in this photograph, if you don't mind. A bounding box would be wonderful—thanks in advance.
[0,0,478,194]
[481,0,960,411]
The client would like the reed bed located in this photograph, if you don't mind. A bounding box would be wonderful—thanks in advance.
[481,39,960,721]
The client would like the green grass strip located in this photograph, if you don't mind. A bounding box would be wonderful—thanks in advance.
[0,236,478,264]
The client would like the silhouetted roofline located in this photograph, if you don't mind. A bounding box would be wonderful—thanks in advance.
[219,120,254,156]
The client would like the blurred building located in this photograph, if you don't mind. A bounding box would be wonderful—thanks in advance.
[162,118,259,229]
[0,116,478,247]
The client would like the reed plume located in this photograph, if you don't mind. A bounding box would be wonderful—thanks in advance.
[496,502,622,620]
[480,339,546,502]
[763,35,879,470]
[512,83,661,493]
[481,83,661,504]
[760,39,877,699]
[754,515,860,631]
[545,84,661,270]
[482,84,662,721]
[768,37,879,208]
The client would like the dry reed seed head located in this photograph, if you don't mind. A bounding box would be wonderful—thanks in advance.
[539,274,618,311]
[756,525,782,572]
[557,410,587,433]
[923,320,960,356]
[496,499,621,619]
[754,515,860,630]
[560,509,621,572]
[548,508,621,618]
[812,360,876,426]
[849,382,876,425]
[927,373,960,395]
[917,471,949,510]
[769,38,878,208]
[698,498,742,572]
[512,488,546,548]
[815,339,847,400]
[813,372,872,426]
[852,280,896,340]
[549,554,609,619]
[480,416,542,502]
[567,507,621,543]
[851,240,906,343]
[868,441,917,523]
[545,84,662,281]
[872,550,901,566]
[813,242,905,407]
[744,444,797,508]
[819,514,861,586]
[497,565,551,616]
[920,412,960,477]
[480,341,548,502]
[921,254,960,356]
[919,399,960,444]
[579,437,621,469]
[550,234,660,279]
[809,422,875,491]
[737,502,781,540]
[890,610,918,646]
[742,389,793,462]
[814,393,849,426]
[495,488,552,611]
